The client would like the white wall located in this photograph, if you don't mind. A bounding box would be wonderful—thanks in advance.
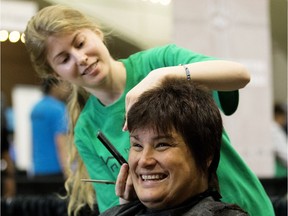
[173,0,274,177]
[12,85,42,171]
[1,1,38,32]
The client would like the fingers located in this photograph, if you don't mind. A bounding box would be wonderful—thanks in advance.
[116,163,137,202]
[123,98,131,132]
[124,89,138,131]
[115,163,129,197]
[124,174,136,200]
[122,121,128,131]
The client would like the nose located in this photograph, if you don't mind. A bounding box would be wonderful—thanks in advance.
[73,50,88,66]
[138,148,156,168]
[79,55,88,66]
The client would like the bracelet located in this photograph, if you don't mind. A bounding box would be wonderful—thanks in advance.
[181,64,191,80]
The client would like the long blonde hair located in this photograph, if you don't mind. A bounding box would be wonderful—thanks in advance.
[24,5,106,215]
[65,84,92,215]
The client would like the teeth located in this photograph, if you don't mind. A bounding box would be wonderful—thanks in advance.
[86,63,96,74]
[82,62,97,76]
[141,174,165,181]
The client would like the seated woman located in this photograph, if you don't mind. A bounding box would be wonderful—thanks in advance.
[100,77,248,216]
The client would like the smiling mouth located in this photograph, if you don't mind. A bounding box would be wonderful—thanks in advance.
[141,174,167,181]
[81,60,98,76]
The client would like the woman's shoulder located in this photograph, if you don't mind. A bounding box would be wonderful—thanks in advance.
[99,200,143,216]
[124,44,179,59]
[188,196,249,216]
[122,44,188,69]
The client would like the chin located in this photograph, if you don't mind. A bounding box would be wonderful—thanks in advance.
[139,196,167,210]
[141,202,161,210]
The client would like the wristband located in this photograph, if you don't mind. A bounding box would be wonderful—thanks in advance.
[181,64,191,80]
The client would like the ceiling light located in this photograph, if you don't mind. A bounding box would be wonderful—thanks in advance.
[9,31,21,43]
[0,30,9,42]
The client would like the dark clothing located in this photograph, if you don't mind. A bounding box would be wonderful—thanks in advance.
[1,127,9,154]
[99,190,248,216]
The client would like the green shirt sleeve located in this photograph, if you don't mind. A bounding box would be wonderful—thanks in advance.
[212,90,239,116]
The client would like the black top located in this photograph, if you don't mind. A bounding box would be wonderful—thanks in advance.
[99,190,248,216]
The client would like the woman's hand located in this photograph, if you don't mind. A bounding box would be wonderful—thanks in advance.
[116,163,137,204]
[123,69,167,131]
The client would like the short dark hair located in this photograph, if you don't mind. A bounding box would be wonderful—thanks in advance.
[127,77,223,189]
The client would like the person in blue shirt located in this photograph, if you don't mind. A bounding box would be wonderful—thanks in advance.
[30,78,70,179]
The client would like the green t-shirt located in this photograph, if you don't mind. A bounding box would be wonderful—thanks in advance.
[74,44,274,215]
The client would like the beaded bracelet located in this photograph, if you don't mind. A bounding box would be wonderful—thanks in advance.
[181,64,191,80]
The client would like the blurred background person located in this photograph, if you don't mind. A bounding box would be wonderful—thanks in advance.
[1,92,17,198]
[29,78,70,181]
[272,103,287,178]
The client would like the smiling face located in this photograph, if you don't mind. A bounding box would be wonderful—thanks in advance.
[46,28,112,90]
[129,128,209,210]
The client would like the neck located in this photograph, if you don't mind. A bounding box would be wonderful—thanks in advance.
[87,60,126,106]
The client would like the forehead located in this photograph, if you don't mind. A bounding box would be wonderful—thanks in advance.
[46,32,73,52]
[46,30,77,46]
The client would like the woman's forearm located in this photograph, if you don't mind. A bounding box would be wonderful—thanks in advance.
[152,60,251,91]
